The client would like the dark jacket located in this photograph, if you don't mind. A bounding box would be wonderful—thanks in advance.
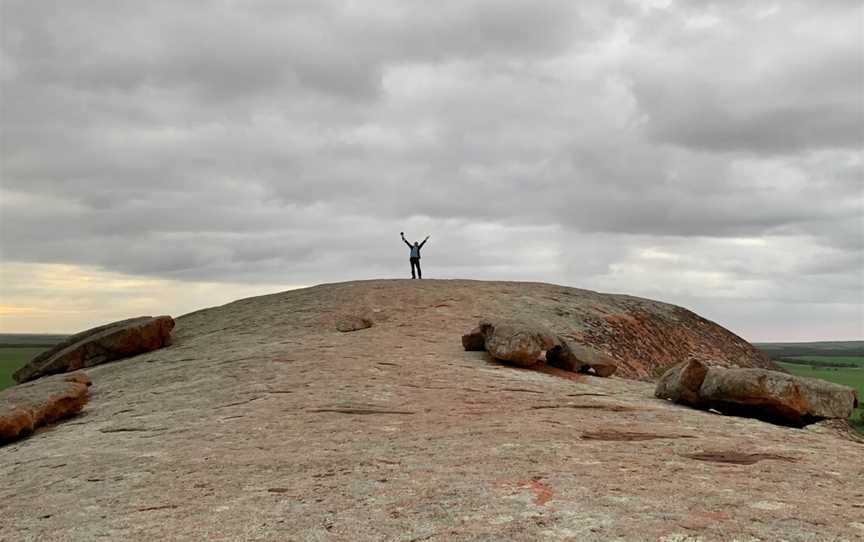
[403,237,427,258]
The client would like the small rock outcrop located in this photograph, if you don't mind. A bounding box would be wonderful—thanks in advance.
[335,314,373,332]
[477,319,557,367]
[1,372,92,445]
[14,316,175,384]
[547,340,618,377]
[656,360,859,427]
[463,319,617,376]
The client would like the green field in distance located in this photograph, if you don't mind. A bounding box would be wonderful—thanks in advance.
[784,355,864,367]
[0,347,49,390]
[0,334,65,390]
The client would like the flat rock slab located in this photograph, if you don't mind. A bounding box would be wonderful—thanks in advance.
[2,280,861,542]
[1,372,91,444]
[14,315,174,383]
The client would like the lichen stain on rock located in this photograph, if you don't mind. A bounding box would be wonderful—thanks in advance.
[581,307,774,378]
[515,477,553,506]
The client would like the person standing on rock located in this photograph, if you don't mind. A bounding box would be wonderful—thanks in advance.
[401,232,429,279]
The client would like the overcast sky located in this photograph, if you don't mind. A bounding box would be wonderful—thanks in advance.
[1,0,862,340]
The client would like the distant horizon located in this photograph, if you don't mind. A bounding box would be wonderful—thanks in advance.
[4,330,861,345]
[1,275,861,343]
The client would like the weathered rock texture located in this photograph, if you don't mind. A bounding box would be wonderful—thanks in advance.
[478,319,557,367]
[0,372,91,444]
[2,280,860,542]
[448,285,770,379]
[655,358,711,406]
[13,316,175,383]
[464,320,618,377]
[335,314,373,332]
[699,367,859,427]
[656,359,859,427]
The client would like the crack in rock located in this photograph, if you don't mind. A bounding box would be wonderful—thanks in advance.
[308,408,415,415]
[530,403,639,412]
[99,427,167,433]
[683,451,797,465]
[581,431,695,441]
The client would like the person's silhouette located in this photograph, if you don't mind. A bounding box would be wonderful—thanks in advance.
[401,232,429,279]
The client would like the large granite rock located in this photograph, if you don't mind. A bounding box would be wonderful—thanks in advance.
[654,358,710,406]
[698,367,859,427]
[1,372,91,445]
[547,340,618,377]
[13,316,174,383]
[655,361,859,427]
[3,280,863,541]
[478,319,557,367]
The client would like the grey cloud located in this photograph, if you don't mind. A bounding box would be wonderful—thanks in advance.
[625,1,863,153]
[2,0,586,103]
[1,0,861,339]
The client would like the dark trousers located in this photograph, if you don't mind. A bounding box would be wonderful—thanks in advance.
[410,257,422,279]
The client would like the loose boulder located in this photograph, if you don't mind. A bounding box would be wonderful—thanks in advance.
[547,340,618,377]
[13,316,175,384]
[1,372,91,445]
[698,368,859,427]
[478,319,557,367]
[461,327,485,351]
[654,358,710,406]
[655,362,859,427]
[335,314,373,332]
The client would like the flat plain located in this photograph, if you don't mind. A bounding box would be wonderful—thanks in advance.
[0,348,50,390]
[0,334,63,390]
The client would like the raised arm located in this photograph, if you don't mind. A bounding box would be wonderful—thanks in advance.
[401,234,412,248]
[419,235,430,248]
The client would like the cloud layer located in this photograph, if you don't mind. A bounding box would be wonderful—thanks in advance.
[1,0,862,339]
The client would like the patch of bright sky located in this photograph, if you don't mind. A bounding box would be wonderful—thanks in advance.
[0,263,299,333]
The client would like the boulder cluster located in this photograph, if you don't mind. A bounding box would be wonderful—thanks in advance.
[462,318,618,377]
[1,315,174,446]
[656,358,859,427]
